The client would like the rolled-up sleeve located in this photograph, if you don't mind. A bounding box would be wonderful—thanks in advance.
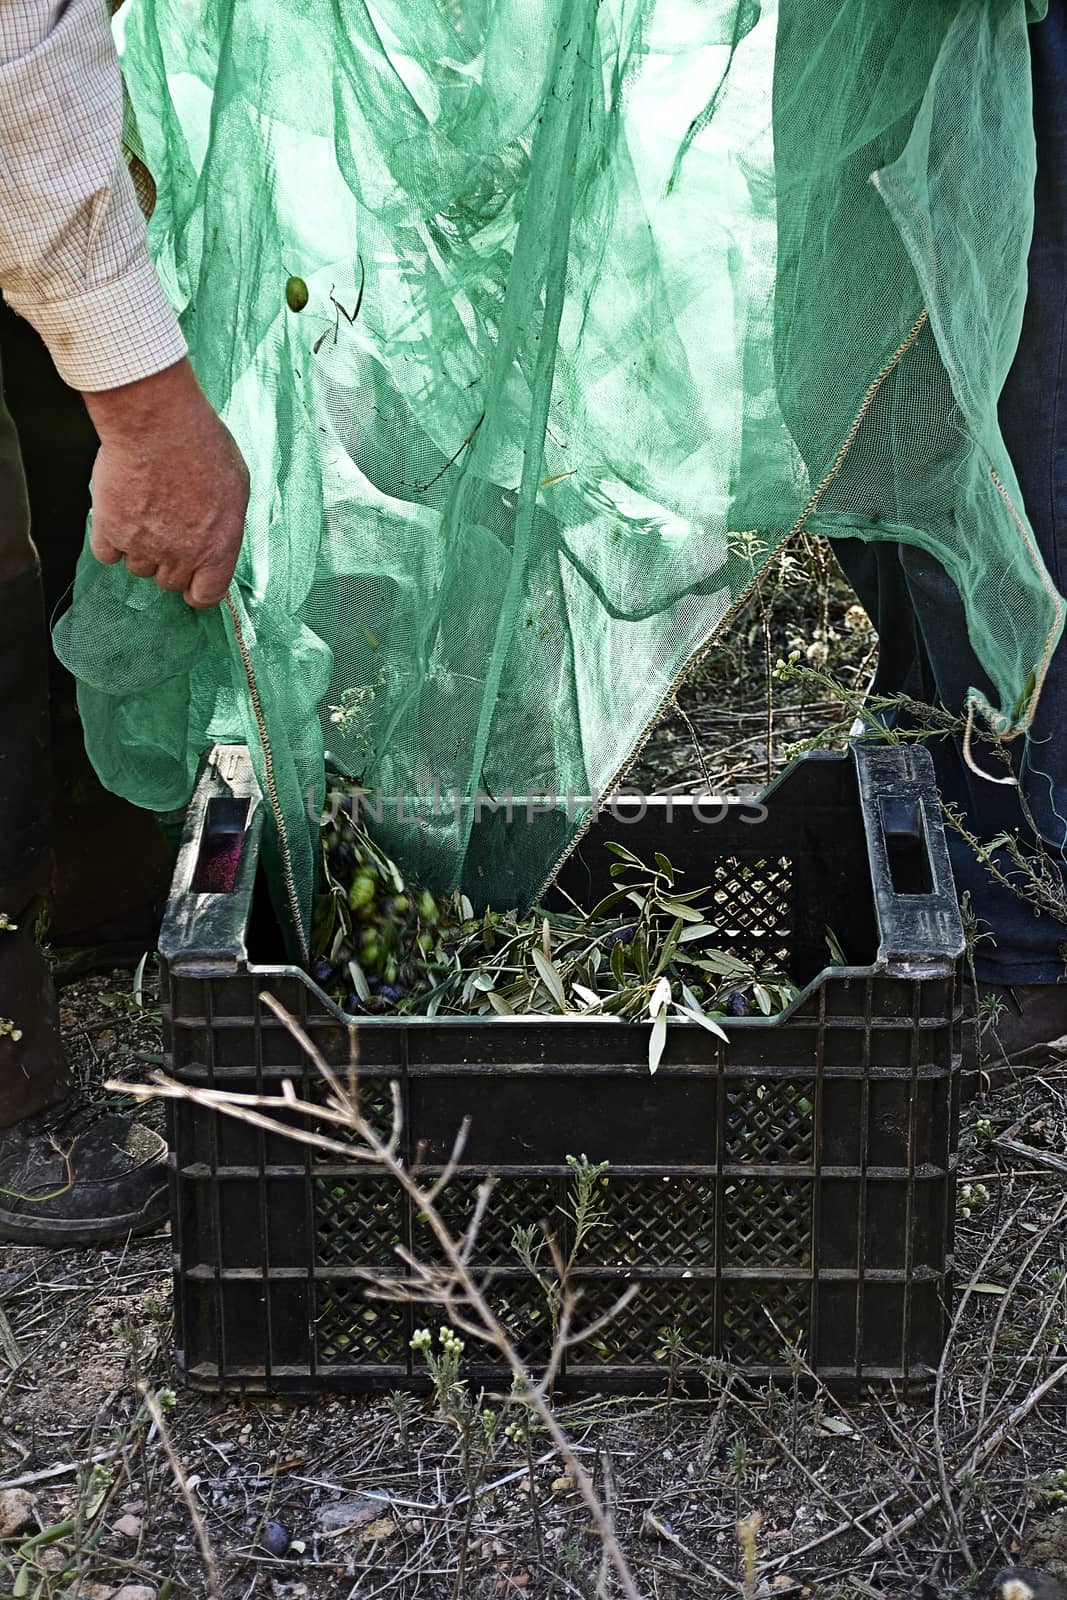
[0,0,186,392]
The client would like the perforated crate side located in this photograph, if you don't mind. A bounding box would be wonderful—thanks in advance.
[162,743,963,1396]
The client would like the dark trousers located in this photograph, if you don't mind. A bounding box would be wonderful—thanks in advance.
[0,308,174,945]
[0,346,49,900]
[835,2,1067,985]
[0,353,69,1122]
[0,316,174,1124]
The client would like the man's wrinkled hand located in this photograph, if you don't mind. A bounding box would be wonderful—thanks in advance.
[84,359,249,609]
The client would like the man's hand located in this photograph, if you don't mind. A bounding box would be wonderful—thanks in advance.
[83,359,249,609]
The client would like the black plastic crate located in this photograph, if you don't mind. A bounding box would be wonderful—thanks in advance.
[160,742,964,1395]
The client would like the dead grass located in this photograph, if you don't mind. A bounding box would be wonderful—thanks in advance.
[0,967,1061,1600]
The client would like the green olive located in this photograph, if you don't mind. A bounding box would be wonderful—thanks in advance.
[348,872,376,912]
[285,275,309,312]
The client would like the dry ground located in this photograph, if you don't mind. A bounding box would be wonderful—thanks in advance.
[0,550,1064,1599]
[0,973,1063,1600]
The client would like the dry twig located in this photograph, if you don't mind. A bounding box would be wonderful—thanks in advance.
[118,992,644,1600]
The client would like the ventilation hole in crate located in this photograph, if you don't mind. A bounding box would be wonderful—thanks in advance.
[711,855,792,965]
[413,1174,719,1272]
[316,1283,406,1364]
[414,1176,562,1269]
[486,1279,556,1364]
[592,1178,716,1268]
[570,1280,717,1366]
[315,1178,404,1266]
[418,1280,555,1373]
[724,1079,814,1164]
[306,1077,398,1158]
[721,1280,810,1364]
[721,1178,812,1267]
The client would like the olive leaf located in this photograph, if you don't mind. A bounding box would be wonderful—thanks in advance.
[610,940,628,985]
[649,976,672,1018]
[531,948,568,1010]
[646,922,677,981]
[654,851,675,883]
[588,888,631,919]
[693,949,750,979]
[347,958,371,1003]
[648,1008,668,1074]
[677,1004,729,1042]
[605,841,643,865]
[655,898,705,923]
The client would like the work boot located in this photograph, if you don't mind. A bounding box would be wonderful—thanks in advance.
[0,564,168,1244]
[0,1093,167,1246]
[962,980,1067,1096]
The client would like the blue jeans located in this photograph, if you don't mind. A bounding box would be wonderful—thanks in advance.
[835,2,1067,984]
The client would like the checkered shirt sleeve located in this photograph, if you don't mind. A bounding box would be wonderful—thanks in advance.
[0,0,187,392]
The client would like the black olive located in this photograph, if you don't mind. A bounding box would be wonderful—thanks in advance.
[259,1519,290,1557]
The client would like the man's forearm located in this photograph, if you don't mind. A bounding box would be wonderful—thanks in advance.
[82,357,202,442]
[0,0,186,391]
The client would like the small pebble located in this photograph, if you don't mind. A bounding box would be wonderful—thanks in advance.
[0,1487,34,1539]
[316,1494,388,1534]
[993,1571,1067,1600]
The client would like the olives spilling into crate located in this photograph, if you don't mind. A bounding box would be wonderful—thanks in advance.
[310,785,798,1038]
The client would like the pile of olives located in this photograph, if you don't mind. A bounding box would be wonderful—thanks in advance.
[307,790,793,1025]
[310,794,464,1015]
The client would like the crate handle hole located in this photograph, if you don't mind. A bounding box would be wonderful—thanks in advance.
[191,797,251,894]
[879,796,933,896]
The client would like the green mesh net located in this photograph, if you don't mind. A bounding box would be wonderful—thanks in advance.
[53,0,1065,954]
